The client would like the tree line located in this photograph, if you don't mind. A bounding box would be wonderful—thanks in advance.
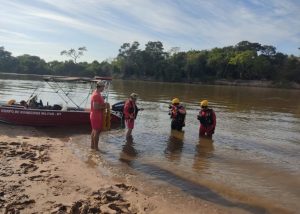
[0,40,299,84]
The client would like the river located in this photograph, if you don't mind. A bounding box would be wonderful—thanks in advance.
[0,77,299,214]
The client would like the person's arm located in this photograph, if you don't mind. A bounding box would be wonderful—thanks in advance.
[197,110,202,121]
[169,105,177,118]
[92,95,107,111]
[93,102,108,110]
[212,110,216,128]
[178,106,186,114]
[197,110,207,125]
[135,105,144,115]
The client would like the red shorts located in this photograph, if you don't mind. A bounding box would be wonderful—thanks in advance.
[125,119,134,129]
[199,125,214,137]
[90,114,103,131]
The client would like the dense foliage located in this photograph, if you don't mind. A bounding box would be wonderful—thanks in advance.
[1,41,299,84]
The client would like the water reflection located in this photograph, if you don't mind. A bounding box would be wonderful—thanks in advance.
[119,137,138,165]
[193,138,214,172]
[111,79,300,115]
[2,77,300,213]
[164,130,184,162]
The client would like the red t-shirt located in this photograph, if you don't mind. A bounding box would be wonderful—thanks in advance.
[90,90,104,119]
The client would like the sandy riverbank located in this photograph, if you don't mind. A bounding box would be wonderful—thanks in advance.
[0,124,235,214]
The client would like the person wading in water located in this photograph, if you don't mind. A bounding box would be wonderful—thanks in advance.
[123,93,143,139]
[197,100,216,138]
[169,98,186,131]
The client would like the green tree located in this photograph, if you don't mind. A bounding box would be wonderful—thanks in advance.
[185,51,198,81]
[85,60,101,77]
[184,50,208,81]
[261,45,276,56]
[164,52,186,81]
[48,60,65,75]
[281,56,300,83]
[229,50,257,79]
[143,41,166,78]
[207,47,234,79]
[0,47,17,73]
[251,55,272,79]
[270,53,288,81]
[235,41,262,52]
[16,54,48,74]
[61,61,85,76]
[1,41,300,85]
[99,61,113,76]
[117,41,142,77]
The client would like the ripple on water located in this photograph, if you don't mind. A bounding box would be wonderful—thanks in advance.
[1,78,300,214]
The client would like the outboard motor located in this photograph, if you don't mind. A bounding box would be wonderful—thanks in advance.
[111,101,125,122]
[112,101,125,113]
[52,104,62,110]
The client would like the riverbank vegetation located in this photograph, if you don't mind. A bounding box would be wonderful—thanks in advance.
[1,41,299,86]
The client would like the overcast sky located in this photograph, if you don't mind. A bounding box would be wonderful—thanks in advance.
[1,0,299,62]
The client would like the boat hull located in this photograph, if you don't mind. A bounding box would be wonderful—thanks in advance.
[0,106,121,127]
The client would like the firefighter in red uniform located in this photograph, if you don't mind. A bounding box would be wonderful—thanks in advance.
[169,98,186,131]
[197,100,216,138]
[123,93,143,139]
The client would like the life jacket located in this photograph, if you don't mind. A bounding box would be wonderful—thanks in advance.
[198,108,214,126]
[170,105,186,122]
[123,100,138,119]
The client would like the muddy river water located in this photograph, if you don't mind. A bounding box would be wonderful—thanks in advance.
[1,78,299,213]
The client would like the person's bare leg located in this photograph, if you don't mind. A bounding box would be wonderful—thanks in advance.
[94,130,100,151]
[91,130,95,149]
[126,128,132,139]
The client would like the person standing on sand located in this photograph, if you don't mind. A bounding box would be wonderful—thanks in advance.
[90,81,108,150]
[123,93,143,139]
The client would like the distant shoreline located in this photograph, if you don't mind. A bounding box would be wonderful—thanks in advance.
[119,76,300,90]
[1,72,300,90]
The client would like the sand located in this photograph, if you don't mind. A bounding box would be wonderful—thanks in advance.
[0,124,236,214]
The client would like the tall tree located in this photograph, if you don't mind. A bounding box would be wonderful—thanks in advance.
[16,54,48,74]
[185,50,203,81]
[207,47,233,78]
[261,45,276,56]
[235,41,262,52]
[0,47,17,73]
[60,46,87,63]
[143,41,166,78]
[229,50,257,79]
[117,41,142,77]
